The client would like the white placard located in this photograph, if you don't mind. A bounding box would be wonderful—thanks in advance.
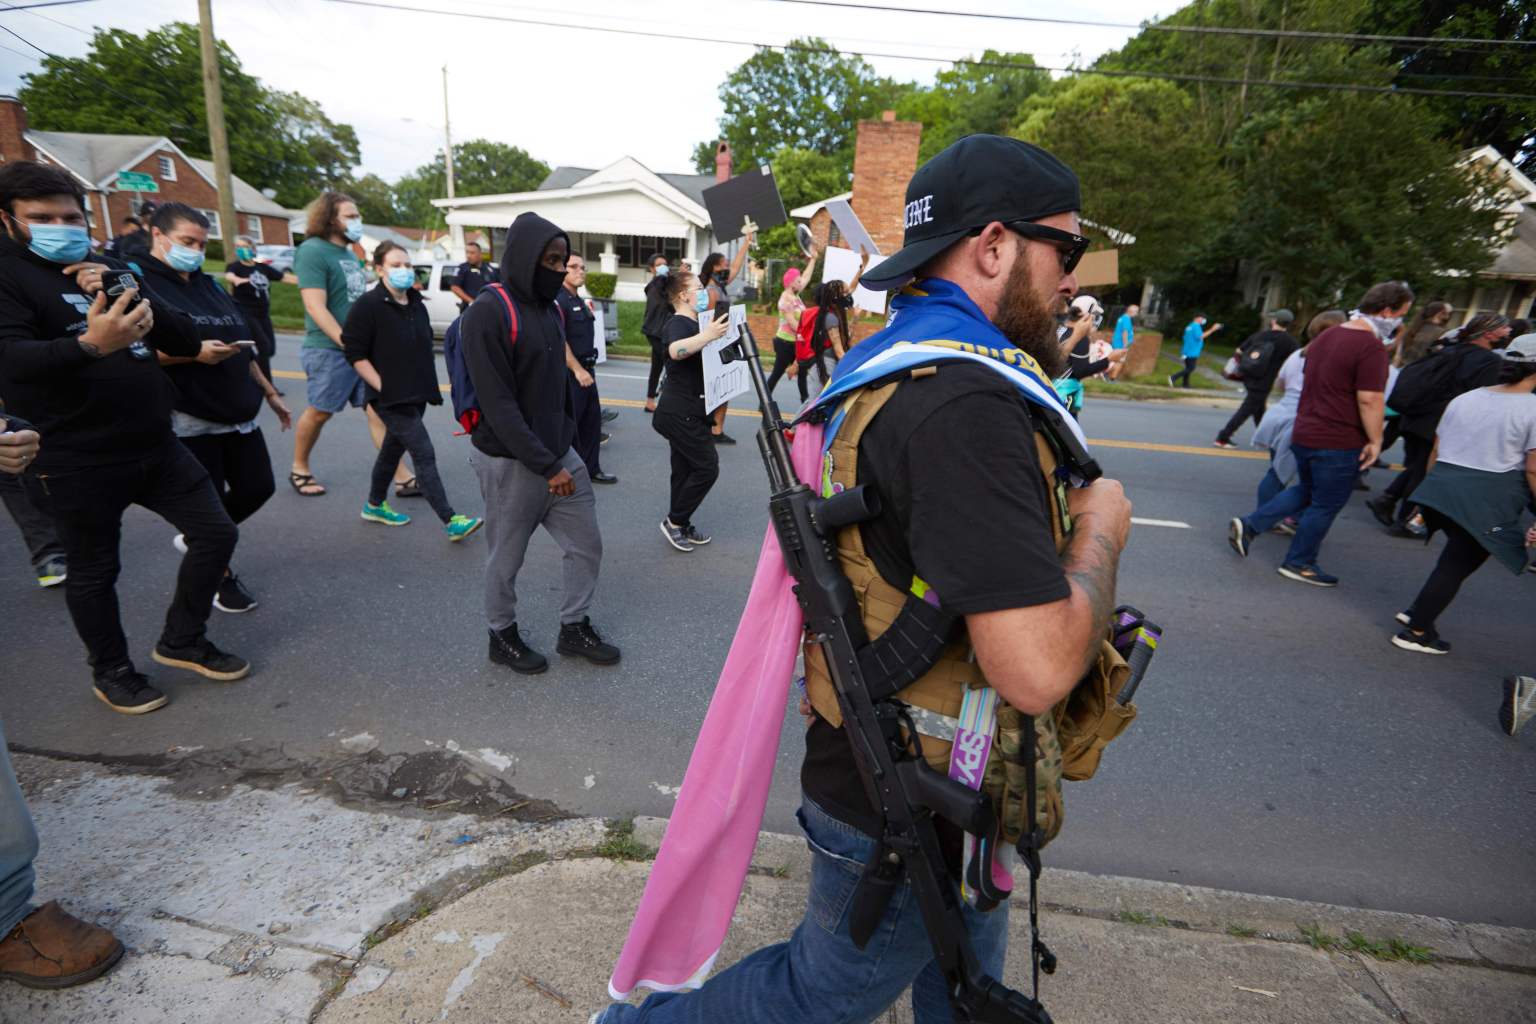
[700,304,751,413]
[592,303,607,364]
[824,199,881,256]
[823,247,890,314]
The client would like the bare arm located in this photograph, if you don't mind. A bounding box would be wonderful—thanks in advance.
[451,285,473,305]
[566,343,594,388]
[1355,390,1386,467]
[669,315,729,360]
[728,233,755,283]
[301,288,344,347]
[847,248,868,294]
[967,480,1132,715]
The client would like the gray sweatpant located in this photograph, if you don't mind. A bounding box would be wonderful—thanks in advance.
[472,447,602,631]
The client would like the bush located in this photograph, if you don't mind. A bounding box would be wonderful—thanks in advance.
[586,272,617,299]
[204,239,224,262]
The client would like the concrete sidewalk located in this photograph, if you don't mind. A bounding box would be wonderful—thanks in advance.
[4,750,1531,1023]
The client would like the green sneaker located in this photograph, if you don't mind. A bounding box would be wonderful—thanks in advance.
[361,501,410,527]
[445,514,483,542]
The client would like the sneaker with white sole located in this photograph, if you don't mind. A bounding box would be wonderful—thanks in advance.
[1227,517,1255,558]
[1500,676,1535,736]
[684,523,712,545]
[444,514,483,542]
[1395,610,1412,626]
[213,574,257,613]
[1213,439,1237,449]
[172,533,188,554]
[35,557,66,588]
[1391,628,1450,655]
[660,518,694,552]
[361,501,410,526]
[1277,563,1338,587]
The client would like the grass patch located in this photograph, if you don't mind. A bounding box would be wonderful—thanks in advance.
[1299,922,1433,963]
[1115,910,1170,927]
[594,819,651,861]
[1126,354,1224,391]
[1227,923,1258,938]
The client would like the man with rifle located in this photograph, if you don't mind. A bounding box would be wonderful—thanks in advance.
[596,135,1136,1024]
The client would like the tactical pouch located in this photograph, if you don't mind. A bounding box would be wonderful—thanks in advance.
[1055,637,1136,781]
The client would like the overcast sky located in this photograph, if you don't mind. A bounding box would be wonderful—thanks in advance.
[0,0,1181,183]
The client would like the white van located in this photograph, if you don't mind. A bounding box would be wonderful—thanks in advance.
[412,260,498,337]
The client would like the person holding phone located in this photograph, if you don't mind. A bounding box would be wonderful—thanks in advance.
[224,234,295,388]
[652,270,730,551]
[139,203,289,614]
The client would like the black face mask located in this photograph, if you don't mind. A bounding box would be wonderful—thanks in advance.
[533,264,565,303]
[712,270,729,285]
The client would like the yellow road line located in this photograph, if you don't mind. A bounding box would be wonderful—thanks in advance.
[273,370,1399,467]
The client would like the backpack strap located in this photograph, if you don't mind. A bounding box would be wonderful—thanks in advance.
[485,283,519,345]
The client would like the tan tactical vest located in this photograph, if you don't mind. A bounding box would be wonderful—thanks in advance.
[803,367,1137,849]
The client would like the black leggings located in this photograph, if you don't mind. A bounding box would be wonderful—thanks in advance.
[1217,388,1267,443]
[765,336,797,395]
[645,334,665,400]
[1385,432,1434,522]
[796,350,829,402]
[239,305,277,387]
[1407,517,1490,631]
[179,428,276,527]
[652,409,719,529]
[371,403,453,522]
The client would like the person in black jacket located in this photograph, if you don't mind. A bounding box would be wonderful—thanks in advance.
[1214,309,1298,448]
[641,252,670,412]
[0,161,248,715]
[343,241,481,541]
[463,212,619,675]
[138,204,290,614]
[224,234,295,388]
[555,254,617,485]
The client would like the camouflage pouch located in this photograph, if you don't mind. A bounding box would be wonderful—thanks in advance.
[987,705,1064,848]
[1055,637,1136,781]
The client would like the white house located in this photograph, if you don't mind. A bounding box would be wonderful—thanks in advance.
[433,157,733,301]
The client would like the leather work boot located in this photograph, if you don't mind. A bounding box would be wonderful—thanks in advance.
[488,623,548,675]
[0,901,124,989]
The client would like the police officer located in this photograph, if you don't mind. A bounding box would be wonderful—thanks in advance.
[449,240,494,313]
[556,254,616,484]
[592,135,1134,1024]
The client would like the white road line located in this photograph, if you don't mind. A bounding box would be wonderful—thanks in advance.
[596,371,653,381]
[1131,517,1192,529]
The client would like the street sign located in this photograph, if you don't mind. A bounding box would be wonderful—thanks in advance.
[115,171,159,193]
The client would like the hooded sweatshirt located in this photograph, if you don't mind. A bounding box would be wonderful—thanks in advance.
[138,253,263,426]
[0,233,201,470]
[460,212,574,477]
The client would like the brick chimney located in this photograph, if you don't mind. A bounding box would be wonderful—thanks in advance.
[0,96,36,164]
[714,141,732,182]
[850,111,921,255]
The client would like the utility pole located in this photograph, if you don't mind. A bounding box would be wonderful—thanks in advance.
[196,0,240,261]
[442,64,464,254]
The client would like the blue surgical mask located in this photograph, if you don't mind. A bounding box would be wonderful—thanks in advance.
[386,267,415,290]
[694,289,711,313]
[343,218,364,242]
[235,247,255,261]
[655,264,669,277]
[23,223,91,264]
[166,243,205,273]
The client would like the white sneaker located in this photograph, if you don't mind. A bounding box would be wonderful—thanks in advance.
[1501,676,1536,736]
[172,533,188,554]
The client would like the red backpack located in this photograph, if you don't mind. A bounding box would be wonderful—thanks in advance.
[795,305,821,361]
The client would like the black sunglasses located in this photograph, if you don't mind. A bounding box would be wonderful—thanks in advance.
[1004,221,1089,275]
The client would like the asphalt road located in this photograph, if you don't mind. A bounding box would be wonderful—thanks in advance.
[2,336,1531,929]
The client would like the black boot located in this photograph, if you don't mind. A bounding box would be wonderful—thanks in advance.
[488,623,548,675]
[556,617,621,665]
[1366,494,1397,527]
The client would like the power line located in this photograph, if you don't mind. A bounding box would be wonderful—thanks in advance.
[0,0,100,10]
[318,0,1536,102]
[0,0,94,36]
[761,0,1536,50]
[0,20,189,131]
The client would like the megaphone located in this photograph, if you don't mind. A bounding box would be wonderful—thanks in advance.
[796,223,815,257]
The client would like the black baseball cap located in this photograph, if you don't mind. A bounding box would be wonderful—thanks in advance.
[862,134,1082,291]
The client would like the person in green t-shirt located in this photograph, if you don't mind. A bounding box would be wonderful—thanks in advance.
[288,191,410,497]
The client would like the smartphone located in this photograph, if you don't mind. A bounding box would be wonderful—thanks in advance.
[232,340,258,348]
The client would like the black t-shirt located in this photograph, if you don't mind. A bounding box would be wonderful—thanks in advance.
[801,362,1071,836]
[656,313,706,416]
[555,287,596,364]
[226,261,284,313]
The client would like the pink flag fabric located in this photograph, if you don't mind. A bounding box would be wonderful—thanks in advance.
[608,424,824,999]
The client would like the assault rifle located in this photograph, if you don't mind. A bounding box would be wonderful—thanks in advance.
[719,324,1072,1024]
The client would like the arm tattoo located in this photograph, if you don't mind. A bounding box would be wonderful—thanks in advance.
[1064,530,1119,664]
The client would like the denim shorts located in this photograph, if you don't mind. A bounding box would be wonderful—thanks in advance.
[300,345,367,414]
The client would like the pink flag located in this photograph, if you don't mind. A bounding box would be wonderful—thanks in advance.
[608,425,823,999]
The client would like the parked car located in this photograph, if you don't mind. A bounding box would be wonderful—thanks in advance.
[413,260,498,337]
[256,244,297,273]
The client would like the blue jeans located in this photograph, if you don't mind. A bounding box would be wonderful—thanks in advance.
[1256,463,1284,507]
[1243,444,1361,568]
[597,798,1010,1024]
[0,716,40,936]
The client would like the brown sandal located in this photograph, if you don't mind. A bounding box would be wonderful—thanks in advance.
[288,472,326,496]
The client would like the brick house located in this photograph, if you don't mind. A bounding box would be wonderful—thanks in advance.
[0,95,292,248]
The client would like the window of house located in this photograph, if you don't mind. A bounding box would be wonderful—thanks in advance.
[245,215,263,243]
[157,155,176,181]
[198,208,222,240]
[582,235,605,265]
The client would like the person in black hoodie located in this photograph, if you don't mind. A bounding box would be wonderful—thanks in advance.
[641,252,671,413]
[463,212,619,675]
[0,161,248,715]
[138,203,290,614]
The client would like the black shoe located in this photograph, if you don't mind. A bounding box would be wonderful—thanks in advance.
[591,471,619,485]
[213,574,257,613]
[151,638,250,681]
[712,432,737,445]
[601,408,619,423]
[660,518,694,552]
[556,617,621,665]
[684,523,712,545]
[1384,523,1420,539]
[488,624,548,675]
[599,432,612,445]
[92,666,168,715]
[1366,495,1397,527]
[1392,627,1450,655]
[1353,476,1370,491]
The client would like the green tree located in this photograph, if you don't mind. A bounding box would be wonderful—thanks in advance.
[1015,76,1235,285]
[393,139,550,229]
[897,52,1051,161]
[342,173,398,225]
[1230,91,1510,311]
[693,39,910,172]
[18,23,359,208]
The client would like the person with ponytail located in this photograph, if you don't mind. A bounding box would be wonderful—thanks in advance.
[652,269,729,551]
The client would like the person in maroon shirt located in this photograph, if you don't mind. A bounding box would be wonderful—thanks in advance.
[1227,281,1409,586]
